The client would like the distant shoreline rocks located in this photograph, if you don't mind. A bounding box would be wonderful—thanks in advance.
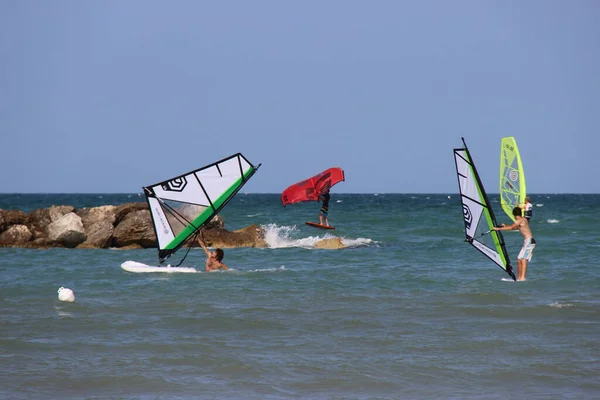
[0,202,267,250]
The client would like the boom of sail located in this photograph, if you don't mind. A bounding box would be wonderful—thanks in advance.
[281,167,345,206]
[143,153,260,265]
[454,138,516,281]
[499,136,526,222]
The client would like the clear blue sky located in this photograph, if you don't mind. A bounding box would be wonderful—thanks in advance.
[1,1,598,194]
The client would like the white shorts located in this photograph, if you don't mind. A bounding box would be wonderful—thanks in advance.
[517,238,536,261]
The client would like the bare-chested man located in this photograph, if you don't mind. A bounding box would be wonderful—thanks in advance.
[198,235,229,272]
[493,206,536,281]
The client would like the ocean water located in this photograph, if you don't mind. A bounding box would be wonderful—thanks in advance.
[1,193,599,400]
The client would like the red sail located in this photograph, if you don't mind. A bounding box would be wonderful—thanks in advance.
[281,167,345,206]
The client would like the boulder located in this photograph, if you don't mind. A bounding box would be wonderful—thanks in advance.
[46,212,87,248]
[27,208,51,239]
[49,205,75,221]
[76,205,117,248]
[113,209,156,248]
[0,224,33,245]
[0,209,28,233]
[202,224,266,248]
[115,202,148,225]
[28,205,74,240]
[117,243,145,250]
[27,237,55,248]
[314,237,345,249]
[203,214,224,230]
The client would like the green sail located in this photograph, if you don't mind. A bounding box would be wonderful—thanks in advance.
[499,137,526,222]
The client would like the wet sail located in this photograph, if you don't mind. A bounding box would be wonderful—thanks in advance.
[454,138,516,280]
[500,136,526,221]
[144,153,260,264]
[281,167,345,206]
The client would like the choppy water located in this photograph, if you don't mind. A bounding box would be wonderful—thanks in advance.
[1,193,599,399]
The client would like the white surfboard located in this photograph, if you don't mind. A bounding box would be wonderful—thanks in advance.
[121,260,198,273]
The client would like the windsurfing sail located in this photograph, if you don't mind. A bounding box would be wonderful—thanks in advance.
[281,167,345,206]
[454,138,516,281]
[143,153,261,265]
[499,136,526,221]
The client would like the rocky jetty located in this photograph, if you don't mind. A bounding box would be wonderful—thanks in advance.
[0,202,266,250]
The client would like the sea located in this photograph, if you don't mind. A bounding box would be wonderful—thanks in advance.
[1,193,599,400]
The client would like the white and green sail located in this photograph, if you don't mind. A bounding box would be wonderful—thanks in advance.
[143,153,260,264]
[499,136,526,222]
[454,138,516,281]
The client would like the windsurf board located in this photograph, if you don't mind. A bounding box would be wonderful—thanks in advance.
[121,260,198,273]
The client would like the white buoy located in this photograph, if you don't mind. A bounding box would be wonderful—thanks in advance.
[58,287,75,302]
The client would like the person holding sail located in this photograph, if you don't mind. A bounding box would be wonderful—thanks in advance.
[198,232,229,272]
[493,206,536,281]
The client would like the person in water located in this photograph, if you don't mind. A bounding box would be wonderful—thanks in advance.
[523,197,533,220]
[318,190,331,226]
[198,235,229,272]
[493,206,536,281]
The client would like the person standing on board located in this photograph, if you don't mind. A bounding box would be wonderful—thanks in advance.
[523,197,533,221]
[198,234,229,272]
[318,189,331,227]
[493,206,536,281]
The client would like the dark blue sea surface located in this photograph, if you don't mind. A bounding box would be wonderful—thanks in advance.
[1,193,599,399]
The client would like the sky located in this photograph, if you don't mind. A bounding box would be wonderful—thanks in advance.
[1,0,599,194]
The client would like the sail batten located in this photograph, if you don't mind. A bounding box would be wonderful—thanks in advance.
[143,153,260,265]
[454,138,516,281]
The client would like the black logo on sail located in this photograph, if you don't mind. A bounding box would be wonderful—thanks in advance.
[463,204,472,230]
[162,177,187,192]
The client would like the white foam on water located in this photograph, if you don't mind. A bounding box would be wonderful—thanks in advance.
[549,302,574,308]
[342,237,376,248]
[53,306,74,317]
[246,266,287,273]
[261,223,375,249]
[262,223,303,248]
